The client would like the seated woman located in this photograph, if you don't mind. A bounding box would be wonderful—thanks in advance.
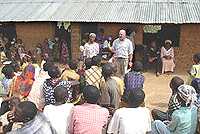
[161,40,175,74]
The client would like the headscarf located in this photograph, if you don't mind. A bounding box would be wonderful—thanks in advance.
[165,40,172,45]
[177,84,198,107]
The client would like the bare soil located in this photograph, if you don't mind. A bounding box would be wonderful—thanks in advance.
[143,72,187,111]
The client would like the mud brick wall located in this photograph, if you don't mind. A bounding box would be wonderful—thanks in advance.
[71,23,81,60]
[174,24,200,72]
[16,22,55,50]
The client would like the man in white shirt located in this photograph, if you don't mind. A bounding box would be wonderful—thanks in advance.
[43,85,74,134]
[107,89,152,134]
[83,33,99,58]
[112,30,134,78]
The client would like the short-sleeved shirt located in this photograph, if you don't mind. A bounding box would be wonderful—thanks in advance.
[69,103,109,134]
[168,106,198,134]
[124,71,144,91]
[99,78,120,108]
[112,38,133,59]
[43,103,74,134]
[107,107,152,134]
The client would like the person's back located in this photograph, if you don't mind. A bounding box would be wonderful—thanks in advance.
[44,103,73,134]
[28,62,51,110]
[124,61,144,91]
[71,103,108,134]
[69,85,109,134]
[43,85,74,134]
[107,89,151,134]
[125,71,144,90]
[100,63,120,108]
[8,112,55,134]
[42,65,72,105]
[61,69,80,81]
[100,77,120,109]
[123,61,144,101]
[169,106,197,134]
[7,101,56,134]
[111,76,124,96]
[61,61,80,81]
[111,63,124,96]
[108,107,151,134]
[85,56,102,89]
[151,85,198,134]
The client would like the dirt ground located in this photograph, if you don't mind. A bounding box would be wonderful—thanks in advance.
[143,72,188,111]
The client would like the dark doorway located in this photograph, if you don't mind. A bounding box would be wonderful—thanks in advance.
[157,24,180,47]
[80,23,98,46]
[0,23,16,41]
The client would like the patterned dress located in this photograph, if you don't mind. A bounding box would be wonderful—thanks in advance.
[42,78,72,105]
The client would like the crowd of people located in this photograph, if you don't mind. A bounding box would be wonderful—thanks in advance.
[0,29,198,134]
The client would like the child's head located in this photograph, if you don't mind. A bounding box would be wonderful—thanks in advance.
[193,53,200,64]
[191,78,200,95]
[132,61,143,72]
[83,85,101,104]
[102,63,113,79]
[2,64,15,79]
[128,89,145,108]
[91,55,102,66]
[85,58,92,70]
[169,76,184,94]
[43,61,53,72]
[69,61,78,71]
[11,61,20,72]
[111,63,118,75]
[48,65,61,79]
[54,86,68,104]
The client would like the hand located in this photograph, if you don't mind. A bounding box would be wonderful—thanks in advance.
[7,111,15,123]
[128,62,133,68]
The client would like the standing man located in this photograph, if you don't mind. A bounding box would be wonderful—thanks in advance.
[112,29,134,78]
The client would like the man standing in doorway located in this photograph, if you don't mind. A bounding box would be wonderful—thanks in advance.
[112,29,134,78]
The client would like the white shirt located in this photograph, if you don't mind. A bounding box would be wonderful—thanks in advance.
[112,38,134,59]
[84,42,99,58]
[107,107,151,134]
[28,71,50,110]
[43,103,74,134]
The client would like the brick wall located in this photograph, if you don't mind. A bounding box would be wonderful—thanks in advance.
[174,24,200,72]
[71,23,81,60]
[16,22,55,50]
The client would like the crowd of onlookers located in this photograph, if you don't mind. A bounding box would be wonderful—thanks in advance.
[0,51,198,134]
[0,29,199,134]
